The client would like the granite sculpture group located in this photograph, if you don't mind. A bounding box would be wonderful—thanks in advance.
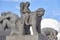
[0,2,58,40]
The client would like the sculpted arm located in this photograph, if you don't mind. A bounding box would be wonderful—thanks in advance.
[2,15,10,19]
[0,16,3,22]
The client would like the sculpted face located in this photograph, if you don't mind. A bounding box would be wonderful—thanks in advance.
[25,2,30,7]
[1,12,7,16]
[36,8,45,16]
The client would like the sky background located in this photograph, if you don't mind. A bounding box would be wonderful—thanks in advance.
[0,0,60,21]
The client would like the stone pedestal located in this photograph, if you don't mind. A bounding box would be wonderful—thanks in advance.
[39,34,48,40]
[6,34,48,40]
[6,34,38,40]
[0,36,6,40]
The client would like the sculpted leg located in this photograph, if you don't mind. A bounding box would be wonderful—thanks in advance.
[3,19,8,30]
[3,19,19,35]
[24,23,30,35]
[7,21,20,35]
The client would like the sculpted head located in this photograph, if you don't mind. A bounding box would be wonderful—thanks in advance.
[1,12,7,16]
[20,2,30,13]
[1,11,12,16]
[20,2,25,7]
[25,2,30,7]
[36,8,45,16]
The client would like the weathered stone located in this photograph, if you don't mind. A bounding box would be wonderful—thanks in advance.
[0,36,6,40]
[0,1,48,40]
[41,28,58,40]
[0,12,11,36]
[30,12,38,35]
[20,2,31,35]
[16,18,24,35]
[36,8,45,33]
[6,34,38,40]
[39,34,48,40]
[20,2,30,13]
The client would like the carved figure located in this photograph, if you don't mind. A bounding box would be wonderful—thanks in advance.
[20,2,31,35]
[36,8,45,33]
[20,2,30,13]
[1,12,20,35]
[41,28,58,40]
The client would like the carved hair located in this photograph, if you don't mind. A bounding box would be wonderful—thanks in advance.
[36,8,45,12]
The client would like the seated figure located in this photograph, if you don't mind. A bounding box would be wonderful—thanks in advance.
[41,28,58,40]
[1,11,20,36]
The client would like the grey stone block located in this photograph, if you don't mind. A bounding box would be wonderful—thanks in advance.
[6,34,38,40]
[38,34,48,40]
[0,36,6,40]
[6,34,48,40]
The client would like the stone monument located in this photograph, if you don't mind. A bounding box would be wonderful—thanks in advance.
[0,1,50,40]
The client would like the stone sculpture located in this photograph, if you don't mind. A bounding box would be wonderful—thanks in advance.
[20,2,31,35]
[0,11,20,36]
[20,2,45,35]
[20,2,30,13]
[36,8,45,33]
[0,12,11,36]
[41,28,58,40]
[0,1,49,40]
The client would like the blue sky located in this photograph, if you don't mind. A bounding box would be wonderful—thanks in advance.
[0,0,60,21]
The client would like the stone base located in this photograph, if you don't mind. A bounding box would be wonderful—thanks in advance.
[0,36,6,40]
[6,34,38,40]
[39,34,48,40]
